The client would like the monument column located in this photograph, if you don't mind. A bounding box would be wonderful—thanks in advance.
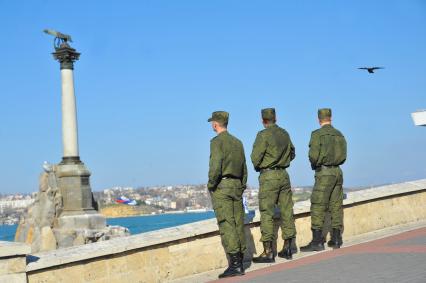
[51,42,98,215]
[53,45,80,161]
[46,31,107,247]
[13,30,128,250]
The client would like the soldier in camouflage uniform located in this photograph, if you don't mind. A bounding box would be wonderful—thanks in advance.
[207,111,247,278]
[251,108,297,263]
[301,108,347,252]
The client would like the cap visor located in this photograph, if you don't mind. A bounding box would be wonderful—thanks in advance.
[207,118,213,122]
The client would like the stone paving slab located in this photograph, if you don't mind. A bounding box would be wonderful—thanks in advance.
[219,227,426,283]
[244,253,426,283]
[389,235,426,246]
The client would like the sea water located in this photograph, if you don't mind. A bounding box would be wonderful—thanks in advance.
[0,211,216,242]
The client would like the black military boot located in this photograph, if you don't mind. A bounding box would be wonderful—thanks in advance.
[327,228,342,249]
[278,238,297,259]
[252,241,275,263]
[300,230,325,252]
[218,253,244,278]
[238,252,245,274]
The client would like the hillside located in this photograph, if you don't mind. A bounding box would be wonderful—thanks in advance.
[100,204,157,218]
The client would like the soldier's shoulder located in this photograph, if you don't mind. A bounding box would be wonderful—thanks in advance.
[277,125,290,135]
[227,132,239,141]
[256,128,269,137]
[225,133,243,148]
[311,128,321,136]
[259,128,269,134]
[210,135,220,143]
[331,127,345,137]
[221,132,239,143]
[234,135,244,147]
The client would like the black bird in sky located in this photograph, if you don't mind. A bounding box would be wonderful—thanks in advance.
[358,67,384,74]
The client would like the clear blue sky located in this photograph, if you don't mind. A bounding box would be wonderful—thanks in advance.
[0,1,425,194]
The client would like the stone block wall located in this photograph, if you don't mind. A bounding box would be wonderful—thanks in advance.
[0,242,30,283]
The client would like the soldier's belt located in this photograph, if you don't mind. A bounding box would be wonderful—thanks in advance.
[221,176,240,180]
[315,165,339,172]
[260,167,286,174]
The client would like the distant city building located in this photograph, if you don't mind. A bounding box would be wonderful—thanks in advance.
[0,198,34,210]
[0,183,316,225]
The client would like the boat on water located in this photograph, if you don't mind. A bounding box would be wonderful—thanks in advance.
[185,208,209,213]
[411,110,426,126]
[3,219,18,225]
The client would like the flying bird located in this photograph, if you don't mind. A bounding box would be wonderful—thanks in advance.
[358,67,384,74]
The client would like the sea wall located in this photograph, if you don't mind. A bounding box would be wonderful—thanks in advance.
[3,179,426,283]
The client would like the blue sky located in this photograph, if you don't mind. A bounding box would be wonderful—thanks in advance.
[0,1,425,193]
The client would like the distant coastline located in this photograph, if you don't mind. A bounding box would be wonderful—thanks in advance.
[100,204,214,219]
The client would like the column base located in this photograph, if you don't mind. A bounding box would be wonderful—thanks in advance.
[56,212,106,230]
[54,212,107,248]
[60,156,81,165]
[53,212,130,248]
[56,160,95,211]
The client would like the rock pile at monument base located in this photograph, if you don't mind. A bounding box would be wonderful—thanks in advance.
[15,165,129,252]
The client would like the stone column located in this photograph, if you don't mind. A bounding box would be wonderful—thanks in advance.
[52,44,97,214]
[51,43,106,247]
[60,68,79,158]
[53,44,80,162]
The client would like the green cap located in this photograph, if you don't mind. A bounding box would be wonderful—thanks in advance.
[261,108,276,120]
[318,108,332,120]
[208,111,229,124]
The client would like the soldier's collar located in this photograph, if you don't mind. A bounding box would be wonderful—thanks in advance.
[265,123,277,128]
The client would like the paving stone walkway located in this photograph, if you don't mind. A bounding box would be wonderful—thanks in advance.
[212,227,426,283]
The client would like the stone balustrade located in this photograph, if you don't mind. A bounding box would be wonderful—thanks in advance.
[1,179,425,283]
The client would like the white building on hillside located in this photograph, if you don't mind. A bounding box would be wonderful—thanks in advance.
[0,198,34,210]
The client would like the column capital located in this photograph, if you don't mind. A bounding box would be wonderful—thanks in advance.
[53,43,80,70]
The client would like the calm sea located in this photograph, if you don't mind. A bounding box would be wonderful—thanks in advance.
[0,211,215,242]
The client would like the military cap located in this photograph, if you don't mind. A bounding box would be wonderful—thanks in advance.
[208,111,229,124]
[318,108,332,120]
[261,108,276,121]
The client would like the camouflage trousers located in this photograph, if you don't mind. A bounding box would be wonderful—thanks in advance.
[310,167,344,230]
[258,170,296,242]
[210,178,246,254]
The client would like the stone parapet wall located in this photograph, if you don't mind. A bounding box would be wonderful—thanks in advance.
[5,179,426,282]
[0,241,30,283]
